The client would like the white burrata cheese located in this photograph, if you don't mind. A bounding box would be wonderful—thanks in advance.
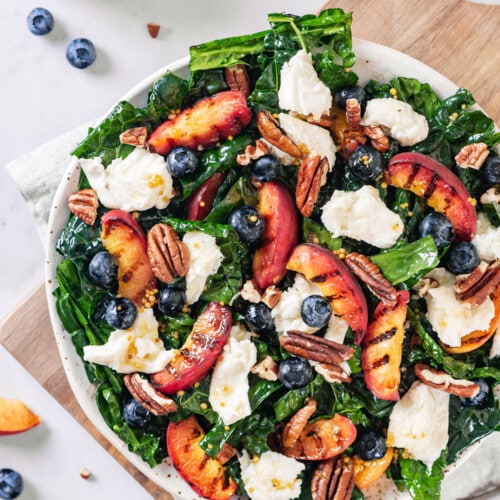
[239,450,305,500]
[278,49,332,120]
[209,326,257,425]
[80,148,175,211]
[472,212,500,262]
[278,112,337,168]
[360,98,429,146]
[321,185,404,248]
[183,231,224,305]
[423,268,495,347]
[388,381,449,468]
[83,308,175,373]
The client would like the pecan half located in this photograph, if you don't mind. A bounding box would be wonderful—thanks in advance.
[147,223,189,283]
[250,355,279,381]
[455,142,489,170]
[314,363,351,384]
[119,126,148,147]
[296,154,329,217]
[345,98,361,130]
[224,64,251,97]
[256,110,303,158]
[363,125,390,152]
[68,188,98,225]
[280,330,354,365]
[282,398,317,448]
[311,458,337,500]
[236,139,268,166]
[454,260,500,306]
[344,252,397,305]
[414,363,480,398]
[328,456,355,500]
[124,373,177,415]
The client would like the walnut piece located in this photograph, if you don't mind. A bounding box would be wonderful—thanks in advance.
[119,126,148,147]
[124,373,177,415]
[224,64,251,97]
[147,223,189,283]
[455,142,489,170]
[256,110,302,158]
[68,188,98,225]
[296,154,329,217]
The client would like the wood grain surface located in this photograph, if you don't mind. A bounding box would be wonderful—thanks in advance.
[1,1,498,499]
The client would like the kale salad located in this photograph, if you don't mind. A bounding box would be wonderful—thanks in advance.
[52,9,500,500]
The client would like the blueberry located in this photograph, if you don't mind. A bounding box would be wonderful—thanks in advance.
[89,251,118,289]
[66,38,96,69]
[26,7,54,36]
[301,295,332,328]
[480,156,500,185]
[158,286,185,315]
[334,85,367,114]
[278,356,314,389]
[166,147,199,178]
[0,469,23,500]
[250,154,282,181]
[460,379,490,407]
[228,206,265,245]
[445,241,479,275]
[123,398,151,428]
[104,297,137,329]
[419,212,454,250]
[348,144,384,182]
[355,430,387,461]
[245,302,274,335]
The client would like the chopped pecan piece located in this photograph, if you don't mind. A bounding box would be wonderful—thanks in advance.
[147,223,189,283]
[280,330,354,365]
[147,22,160,38]
[345,98,361,130]
[455,142,489,170]
[344,252,397,305]
[256,110,303,158]
[414,276,439,298]
[250,355,279,381]
[480,186,500,205]
[215,442,237,465]
[414,363,480,398]
[363,125,390,152]
[296,154,329,217]
[261,285,282,309]
[454,260,500,306]
[119,126,148,147]
[328,456,355,500]
[68,188,98,225]
[314,363,351,384]
[282,398,317,448]
[224,64,251,97]
[236,139,268,166]
[240,279,262,303]
[124,373,177,415]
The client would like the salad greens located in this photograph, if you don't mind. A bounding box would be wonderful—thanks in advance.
[53,8,499,500]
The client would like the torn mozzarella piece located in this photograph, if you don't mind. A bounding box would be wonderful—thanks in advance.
[472,212,500,262]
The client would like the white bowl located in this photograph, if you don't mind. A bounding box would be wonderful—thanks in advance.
[45,39,479,500]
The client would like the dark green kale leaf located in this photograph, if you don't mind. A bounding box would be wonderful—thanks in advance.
[398,451,445,500]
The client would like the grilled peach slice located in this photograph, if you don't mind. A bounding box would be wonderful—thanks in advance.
[286,243,368,343]
[147,90,252,156]
[0,398,41,435]
[353,447,394,490]
[167,415,237,500]
[385,152,476,241]
[151,302,231,393]
[252,180,299,291]
[100,209,156,305]
[362,290,409,401]
[282,413,356,460]
[186,171,227,220]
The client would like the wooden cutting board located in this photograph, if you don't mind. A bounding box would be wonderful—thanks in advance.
[1,1,498,498]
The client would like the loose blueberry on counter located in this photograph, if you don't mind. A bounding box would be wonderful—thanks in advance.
[228,206,265,245]
[301,295,332,328]
[66,38,96,69]
[460,379,490,407]
[104,297,137,330]
[157,286,185,316]
[444,241,479,275]
[418,212,454,250]
[278,356,314,390]
[355,430,387,461]
[26,7,54,36]
[480,156,500,185]
[250,154,282,181]
[0,469,23,500]
[123,398,152,428]
[244,302,274,335]
[166,147,199,178]
[334,84,367,114]
[348,144,384,182]
[88,251,118,289]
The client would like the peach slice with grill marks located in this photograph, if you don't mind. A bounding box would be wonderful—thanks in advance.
[385,152,476,241]
[286,243,368,344]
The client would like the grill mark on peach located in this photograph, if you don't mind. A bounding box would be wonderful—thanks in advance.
[310,269,342,283]
[366,327,397,345]
[422,172,439,200]
[403,162,419,189]
[368,354,390,370]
